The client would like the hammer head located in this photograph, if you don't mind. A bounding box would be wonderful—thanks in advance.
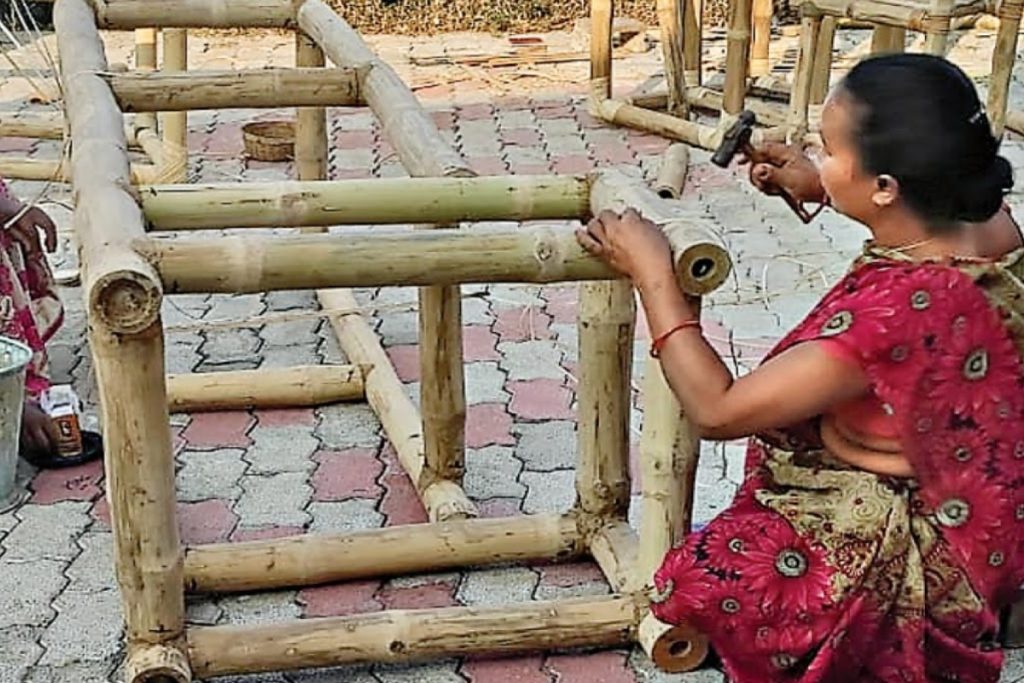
[711,110,757,168]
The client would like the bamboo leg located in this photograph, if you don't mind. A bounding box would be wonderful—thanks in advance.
[657,0,689,116]
[986,0,1022,137]
[590,0,614,101]
[723,0,753,113]
[870,25,906,53]
[161,29,188,183]
[750,0,772,76]
[923,0,954,55]
[295,31,328,188]
[134,28,158,131]
[809,16,837,105]
[683,0,702,85]
[575,280,635,520]
[787,15,823,140]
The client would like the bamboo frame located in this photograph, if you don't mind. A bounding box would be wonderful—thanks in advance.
[161,28,188,184]
[166,365,366,412]
[657,0,689,115]
[91,0,297,29]
[723,0,754,114]
[295,33,329,183]
[134,28,158,132]
[751,0,772,76]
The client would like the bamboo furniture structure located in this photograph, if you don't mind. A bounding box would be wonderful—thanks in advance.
[56,0,732,680]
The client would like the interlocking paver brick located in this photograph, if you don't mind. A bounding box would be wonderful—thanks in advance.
[3,501,90,562]
[220,591,302,625]
[465,403,516,449]
[463,324,501,361]
[457,566,539,606]
[308,499,385,533]
[464,446,525,500]
[236,473,311,527]
[0,557,66,627]
[378,579,458,610]
[499,340,564,381]
[465,362,510,405]
[375,661,466,683]
[65,532,116,593]
[181,411,255,450]
[24,660,115,683]
[462,656,550,683]
[298,580,382,617]
[256,408,316,428]
[38,587,122,667]
[514,421,575,472]
[177,448,247,501]
[316,403,380,450]
[0,625,43,682]
[246,424,320,474]
[507,379,574,420]
[179,499,238,544]
[521,469,576,514]
[311,449,383,501]
[29,459,103,505]
[494,306,553,342]
[546,651,636,683]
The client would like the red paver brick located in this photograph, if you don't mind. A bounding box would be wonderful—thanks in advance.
[333,167,374,180]
[508,162,552,176]
[204,123,243,155]
[386,344,420,383]
[458,103,494,120]
[545,651,634,683]
[592,143,635,165]
[467,156,508,176]
[496,96,533,111]
[380,446,429,526]
[178,499,237,545]
[311,449,383,501]
[0,138,33,153]
[298,580,382,617]
[551,154,594,175]
[415,84,455,100]
[463,656,551,683]
[476,497,521,518]
[628,134,672,155]
[30,459,103,505]
[91,496,111,528]
[535,106,573,119]
[507,379,574,420]
[431,110,458,130]
[536,561,607,588]
[333,130,375,149]
[502,129,543,147]
[544,287,577,325]
[230,525,304,542]
[255,409,316,428]
[494,307,553,343]
[463,325,501,362]
[181,412,254,449]
[575,110,607,130]
[465,403,516,448]
[378,580,458,610]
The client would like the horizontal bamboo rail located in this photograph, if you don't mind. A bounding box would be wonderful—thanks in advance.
[140,175,592,230]
[185,513,582,593]
[166,365,366,412]
[91,0,297,29]
[107,67,362,112]
[0,111,65,139]
[0,157,158,185]
[188,595,637,677]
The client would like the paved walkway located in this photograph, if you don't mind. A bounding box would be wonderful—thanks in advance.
[0,22,1023,683]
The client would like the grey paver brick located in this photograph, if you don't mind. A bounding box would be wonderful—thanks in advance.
[377,311,419,346]
[521,469,576,514]
[308,499,385,534]
[3,502,90,562]
[65,532,116,594]
[462,297,492,325]
[236,473,312,527]
[498,340,564,381]
[177,448,247,501]
[219,590,302,626]
[24,660,115,683]
[0,558,66,627]
[38,588,122,666]
[0,625,43,682]
[464,362,510,405]
[246,426,319,475]
[464,446,525,500]
[375,661,465,683]
[260,344,321,369]
[200,328,262,366]
[207,294,265,320]
[261,320,320,347]
[266,290,317,311]
[456,567,538,606]
[316,403,380,450]
[186,599,224,626]
[514,421,576,472]
[693,480,738,527]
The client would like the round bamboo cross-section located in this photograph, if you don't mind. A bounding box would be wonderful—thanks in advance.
[125,643,191,683]
[638,612,709,673]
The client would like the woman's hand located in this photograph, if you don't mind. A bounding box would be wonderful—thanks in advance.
[576,208,675,291]
[0,197,57,257]
[743,141,826,205]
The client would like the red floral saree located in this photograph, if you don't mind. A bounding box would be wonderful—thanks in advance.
[651,244,1024,682]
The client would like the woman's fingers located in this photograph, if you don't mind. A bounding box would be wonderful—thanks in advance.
[576,227,604,254]
[31,209,58,253]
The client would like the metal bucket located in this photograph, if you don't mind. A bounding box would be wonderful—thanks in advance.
[0,336,32,513]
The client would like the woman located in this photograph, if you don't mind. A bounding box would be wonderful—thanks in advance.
[0,178,66,463]
[578,54,1024,682]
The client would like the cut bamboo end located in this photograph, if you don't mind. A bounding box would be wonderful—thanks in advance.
[188,596,637,677]
[637,612,709,673]
[125,643,191,683]
[166,364,366,413]
[653,144,690,199]
[185,513,582,594]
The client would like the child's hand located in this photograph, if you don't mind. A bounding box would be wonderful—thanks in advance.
[576,208,675,291]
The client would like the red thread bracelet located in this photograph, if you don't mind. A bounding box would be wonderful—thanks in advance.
[650,320,702,358]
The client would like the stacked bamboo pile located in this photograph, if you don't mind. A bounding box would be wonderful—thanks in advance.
[56,0,735,680]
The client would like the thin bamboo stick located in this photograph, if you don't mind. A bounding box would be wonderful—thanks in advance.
[590,0,614,100]
[54,0,163,336]
[751,0,772,76]
[92,0,297,29]
[657,0,689,116]
[0,111,65,139]
[653,144,690,199]
[683,0,702,85]
[810,16,837,105]
[185,513,582,593]
[637,612,709,673]
[318,288,477,522]
[107,67,360,112]
[588,520,640,593]
[986,0,1022,137]
[133,28,158,131]
[0,158,159,185]
[188,596,637,677]
[870,25,906,53]
[140,175,591,230]
[295,34,329,183]
[166,365,365,412]
[297,0,471,177]
[788,15,823,140]
[161,29,188,184]
[723,0,753,113]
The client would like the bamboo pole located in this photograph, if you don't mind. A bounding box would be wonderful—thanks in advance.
[318,288,477,522]
[141,175,591,231]
[588,520,640,593]
[630,85,794,129]
[295,34,329,183]
[751,0,772,76]
[986,0,1022,137]
[653,144,690,199]
[188,596,636,677]
[788,15,823,141]
[125,644,190,683]
[166,365,365,413]
[134,29,158,131]
[591,96,729,151]
[135,127,164,168]
[683,0,702,85]
[106,68,361,112]
[91,0,297,29]
[923,0,954,55]
[870,25,906,53]
[0,158,159,185]
[0,111,65,139]
[589,169,732,295]
[185,513,582,593]
[723,0,753,113]
[657,0,689,116]
[810,16,837,105]
[297,0,471,177]
[637,612,709,673]
[161,29,188,184]
[590,0,614,101]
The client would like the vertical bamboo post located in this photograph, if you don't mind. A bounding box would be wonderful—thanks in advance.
[787,14,822,140]
[134,29,158,131]
[590,0,614,101]
[750,0,772,76]
[809,16,837,105]
[683,0,702,85]
[295,30,328,184]
[723,0,754,113]
[575,281,635,520]
[161,28,188,183]
[870,25,906,53]
[657,0,689,116]
[986,0,1023,137]
[923,0,954,55]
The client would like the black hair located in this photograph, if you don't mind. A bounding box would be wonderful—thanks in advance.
[837,53,1014,230]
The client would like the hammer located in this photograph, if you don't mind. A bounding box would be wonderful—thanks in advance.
[711,111,818,224]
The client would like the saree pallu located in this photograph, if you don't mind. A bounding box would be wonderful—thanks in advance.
[650,247,1024,683]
